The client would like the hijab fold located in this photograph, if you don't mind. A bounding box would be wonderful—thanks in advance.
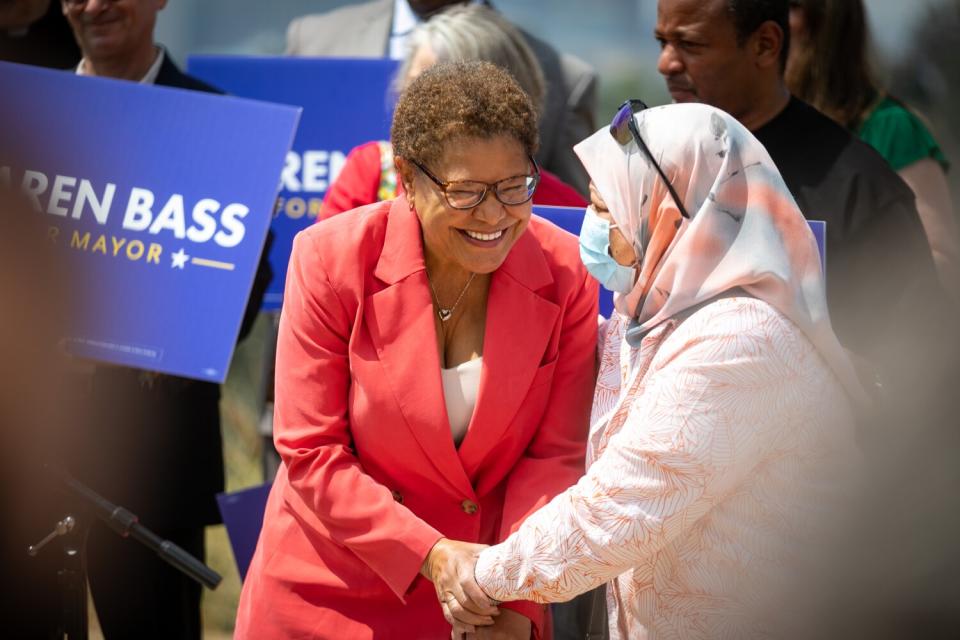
[574,103,866,403]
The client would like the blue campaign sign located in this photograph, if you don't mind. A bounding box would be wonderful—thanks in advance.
[533,205,827,319]
[808,220,826,272]
[187,56,399,309]
[217,482,272,581]
[0,61,300,382]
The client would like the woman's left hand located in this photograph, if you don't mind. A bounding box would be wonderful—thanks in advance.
[454,608,531,640]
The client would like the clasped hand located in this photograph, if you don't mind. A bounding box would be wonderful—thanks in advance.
[421,538,497,633]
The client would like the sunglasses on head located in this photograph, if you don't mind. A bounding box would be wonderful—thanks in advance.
[609,99,690,219]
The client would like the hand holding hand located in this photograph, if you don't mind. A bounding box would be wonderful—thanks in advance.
[422,538,498,632]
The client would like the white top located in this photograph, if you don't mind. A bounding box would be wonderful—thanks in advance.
[389,0,487,60]
[440,357,482,447]
[389,0,420,60]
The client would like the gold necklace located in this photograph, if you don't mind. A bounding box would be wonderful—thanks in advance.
[428,272,476,322]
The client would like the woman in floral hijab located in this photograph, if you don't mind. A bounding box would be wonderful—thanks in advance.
[460,103,865,639]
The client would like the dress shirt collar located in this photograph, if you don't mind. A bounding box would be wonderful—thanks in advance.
[76,45,164,85]
[390,0,489,60]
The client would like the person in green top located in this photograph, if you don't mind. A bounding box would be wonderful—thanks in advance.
[785,0,958,296]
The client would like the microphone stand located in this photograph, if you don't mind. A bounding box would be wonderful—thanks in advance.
[27,470,222,639]
[27,513,88,640]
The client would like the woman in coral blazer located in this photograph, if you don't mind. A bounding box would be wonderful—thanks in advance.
[235,62,597,639]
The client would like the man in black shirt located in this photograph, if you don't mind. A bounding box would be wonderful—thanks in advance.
[751,98,935,357]
[654,0,938,367]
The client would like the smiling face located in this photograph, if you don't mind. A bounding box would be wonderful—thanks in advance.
[62,0,165,62]
[402,135,533,275]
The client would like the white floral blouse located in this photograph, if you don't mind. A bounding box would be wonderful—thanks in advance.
[476,297,858,639]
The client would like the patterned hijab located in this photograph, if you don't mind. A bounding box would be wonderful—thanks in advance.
[574,102,866,403]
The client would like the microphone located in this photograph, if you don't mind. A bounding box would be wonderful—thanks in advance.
[59,469,222,590]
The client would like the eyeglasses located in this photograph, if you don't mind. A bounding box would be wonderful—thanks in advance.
[411,157,540,210]
[609,99,690,219]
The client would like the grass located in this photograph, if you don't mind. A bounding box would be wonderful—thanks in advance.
[203,312,273,635]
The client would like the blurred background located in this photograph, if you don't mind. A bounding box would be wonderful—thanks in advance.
[150,0,960,635]
[157,0,960,205]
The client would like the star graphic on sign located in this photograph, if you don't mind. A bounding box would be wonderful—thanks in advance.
[171,248,190,269]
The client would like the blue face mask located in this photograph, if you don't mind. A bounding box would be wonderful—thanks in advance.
[579,207,637,294]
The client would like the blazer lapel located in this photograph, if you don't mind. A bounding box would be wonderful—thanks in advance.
[364,198,474,498]
[458,229,560,479]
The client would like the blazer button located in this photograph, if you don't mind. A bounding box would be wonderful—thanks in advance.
[391,490,403,504]
[461,499,478,515]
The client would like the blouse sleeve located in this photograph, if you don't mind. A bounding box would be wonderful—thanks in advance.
[476,303,813,603]
[859,100,949,172]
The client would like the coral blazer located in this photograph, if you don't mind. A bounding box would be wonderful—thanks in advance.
[236,196,598,639]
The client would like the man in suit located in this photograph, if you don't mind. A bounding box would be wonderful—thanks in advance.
[286,0,597,196]
[61,0,271,637]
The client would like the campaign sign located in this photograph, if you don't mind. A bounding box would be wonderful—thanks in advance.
[217,482,273,580]
[808,219,826,272]
[187,56,399,309]
[0,62,300,382]
[533,206,827,319]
